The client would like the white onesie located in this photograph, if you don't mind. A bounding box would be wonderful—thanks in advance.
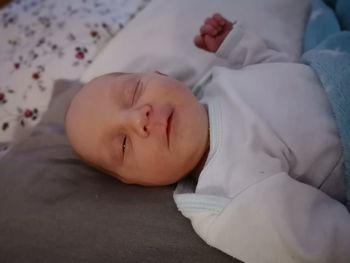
[174,24,350,263]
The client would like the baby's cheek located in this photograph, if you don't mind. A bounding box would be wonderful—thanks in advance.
[132,144,163,168]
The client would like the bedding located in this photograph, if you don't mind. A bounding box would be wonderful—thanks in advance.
[0,79,237,263]
[302,0,350,208]
[174,2,350,263]
[0,0,321,262]
[81,0,311,85]
[173,2,350,262]
[0,0,149,148]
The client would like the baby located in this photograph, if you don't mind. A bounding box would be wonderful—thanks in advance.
[65,14,233,186]
[66,14,350,263]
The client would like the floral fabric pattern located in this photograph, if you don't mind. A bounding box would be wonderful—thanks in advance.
[0,0,149,147]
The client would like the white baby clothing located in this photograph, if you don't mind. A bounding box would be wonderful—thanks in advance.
[174,24,350,263]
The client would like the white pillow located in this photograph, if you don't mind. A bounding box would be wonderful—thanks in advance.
[81,0,311,86]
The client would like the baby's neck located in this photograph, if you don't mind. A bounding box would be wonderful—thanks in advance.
[190,103,210,182]
[190,141,210,182]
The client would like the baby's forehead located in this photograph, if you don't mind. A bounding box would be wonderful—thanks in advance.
[66,76,120,164]
[92,72,133,84]
[89,72,128,87]
[66,73,141,169]
[77,73,125,99]
[89,72,138,93]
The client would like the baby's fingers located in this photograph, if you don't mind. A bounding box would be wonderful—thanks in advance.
[205,17,221,30]
[200,23,218,37]
[194,35,206,50]
[204,35,218,52]
[213,13,227,26]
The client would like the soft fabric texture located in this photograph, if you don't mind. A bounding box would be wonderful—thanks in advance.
[174,26,349,263]
[81,0,311,86]
[302,0,350,207]
[324,0,350,30]
[0,0,149,144]
[0,79,237,263]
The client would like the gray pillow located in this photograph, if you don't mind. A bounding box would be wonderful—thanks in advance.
[0,80,237,263]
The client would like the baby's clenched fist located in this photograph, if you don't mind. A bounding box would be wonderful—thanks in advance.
[194,13,234,52]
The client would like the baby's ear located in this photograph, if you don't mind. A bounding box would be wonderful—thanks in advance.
[155,70,168,77]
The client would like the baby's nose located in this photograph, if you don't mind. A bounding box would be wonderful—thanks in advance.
[130,104,151,137]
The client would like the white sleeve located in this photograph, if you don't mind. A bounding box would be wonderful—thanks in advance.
[216,24,291,67]
[205,172,350,263]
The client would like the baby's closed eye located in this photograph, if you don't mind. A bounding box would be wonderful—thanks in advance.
[122,135,127,154]
[129,78,143,106]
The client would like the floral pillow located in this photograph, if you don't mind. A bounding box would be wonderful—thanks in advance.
[0,0,149,147]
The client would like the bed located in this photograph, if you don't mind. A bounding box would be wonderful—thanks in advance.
[4,0,348,262]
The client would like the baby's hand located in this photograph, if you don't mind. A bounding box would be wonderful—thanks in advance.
[194,13,234,52]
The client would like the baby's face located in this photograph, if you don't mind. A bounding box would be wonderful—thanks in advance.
[66,72,209,186]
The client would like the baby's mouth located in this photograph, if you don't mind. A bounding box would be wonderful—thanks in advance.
[166,110,174,147]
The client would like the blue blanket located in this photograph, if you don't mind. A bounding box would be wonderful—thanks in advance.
[302,0,350,208]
